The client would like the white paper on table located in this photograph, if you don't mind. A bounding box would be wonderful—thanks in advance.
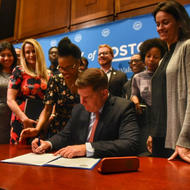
[46,157,100,169]
[1,153,60,166]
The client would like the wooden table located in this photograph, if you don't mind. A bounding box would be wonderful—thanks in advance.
[0,144,189,190]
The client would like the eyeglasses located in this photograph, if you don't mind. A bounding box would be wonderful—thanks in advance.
[58,64,76,71]
[128,59,142,65]
[98,51,111,57]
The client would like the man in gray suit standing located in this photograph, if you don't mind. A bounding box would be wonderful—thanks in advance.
[32,68,139,158]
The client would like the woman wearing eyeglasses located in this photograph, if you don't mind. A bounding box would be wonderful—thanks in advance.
[20,37,80,141]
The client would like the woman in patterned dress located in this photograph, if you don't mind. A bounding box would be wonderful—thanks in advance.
[0,42,17,144]
[19,37,81,141]
[7,39,49,144]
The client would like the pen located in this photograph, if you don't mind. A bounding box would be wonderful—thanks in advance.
[38,137,41,146]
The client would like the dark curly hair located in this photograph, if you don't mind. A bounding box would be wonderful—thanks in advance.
[139,38,167,62]
[0,41,17,72]
[58,37,81,59]
[153,0,190,40]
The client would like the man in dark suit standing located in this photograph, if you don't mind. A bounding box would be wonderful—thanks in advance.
[48,46,59,75]
[122,54,145,99]
[32,68,139,158]
[98,44,127,97]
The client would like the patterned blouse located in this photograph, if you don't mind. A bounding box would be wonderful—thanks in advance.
[44,73,80,137]
[9,66,48,144]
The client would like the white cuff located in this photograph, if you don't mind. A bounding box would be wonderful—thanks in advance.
[85,142,95,157]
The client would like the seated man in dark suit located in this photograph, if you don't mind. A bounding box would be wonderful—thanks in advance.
[98,44,127,97]
[32,68,139,158]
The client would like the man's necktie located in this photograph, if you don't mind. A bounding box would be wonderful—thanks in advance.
[89,112,99,143]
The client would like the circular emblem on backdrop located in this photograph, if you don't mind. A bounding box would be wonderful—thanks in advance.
[101,28,110,37]
[50,40,57,47]
[133,21,142,31]
[74,34,82,42]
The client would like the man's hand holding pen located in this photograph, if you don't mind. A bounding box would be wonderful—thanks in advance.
[32,138,51,154]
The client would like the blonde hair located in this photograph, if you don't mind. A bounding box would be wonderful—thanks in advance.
[20,39,48,82]
[98,44,114,57]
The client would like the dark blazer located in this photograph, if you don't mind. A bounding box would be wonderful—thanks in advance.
[109,68,127,97]
[49,96,139,158]
[122,79,132,99]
